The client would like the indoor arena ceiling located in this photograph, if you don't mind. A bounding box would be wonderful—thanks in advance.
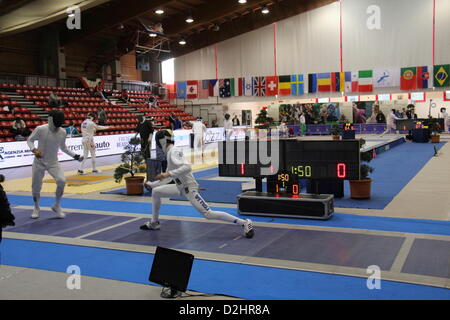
[0,0,336,61]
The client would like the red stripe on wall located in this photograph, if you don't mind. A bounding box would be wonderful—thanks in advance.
[432,0,436,67]
[273,22,277,76]
[214,44,219,80]
[339,0,343,73]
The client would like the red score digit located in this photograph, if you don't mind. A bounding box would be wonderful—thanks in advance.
[337,163,346,178]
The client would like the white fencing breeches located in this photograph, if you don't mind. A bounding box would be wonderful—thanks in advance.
[150,184,245,226]
[381,123,398,136]
[80,138,96,170]
[193,134,204,153]
[32,159,66,205]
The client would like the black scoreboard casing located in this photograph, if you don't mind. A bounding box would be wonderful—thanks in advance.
[238,191,334,220]
[219,139,361,180]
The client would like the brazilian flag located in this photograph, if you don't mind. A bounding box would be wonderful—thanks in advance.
[433,64,450,87]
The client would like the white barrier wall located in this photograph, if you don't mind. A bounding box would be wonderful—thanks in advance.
[0,127,249,169]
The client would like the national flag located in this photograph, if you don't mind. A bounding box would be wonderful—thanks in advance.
[266,76,278,96]
[198,80,209,99]
[400,67,417,90]
[317,73,331,92]
[330,72,342,92]
[374,69,399,88]
[344,72,352,92]
[166,83,176,99]
[308,74,317,93]
[219,78,232,98]
[244,77,253,96]
[416,66,430,89]
[238,78,244,96]
[278,75,291,95]
[290,74,304,95]
[433,64,450,87]
[253,76,266,96]
[208,79,219,97]
[351,71,358,92]
[176,81,187,99]
[186,80,198,99]
[230,78,235,97]
[358,70,373,92]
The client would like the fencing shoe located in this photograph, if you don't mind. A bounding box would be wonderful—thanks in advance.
[92,169,101,173]
[140,221,161,230]
[31,207,40,219]
[51,204,66,219]
[78,170,85,175]
[243,219,254,239]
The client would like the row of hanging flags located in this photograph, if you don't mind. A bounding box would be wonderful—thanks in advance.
[172,64,450,99]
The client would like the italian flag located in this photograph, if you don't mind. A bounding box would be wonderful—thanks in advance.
[358,70,373,92]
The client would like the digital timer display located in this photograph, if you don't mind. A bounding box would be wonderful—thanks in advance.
[218,139,360,180]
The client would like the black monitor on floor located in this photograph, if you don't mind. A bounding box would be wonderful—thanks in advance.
[149,246,194,298]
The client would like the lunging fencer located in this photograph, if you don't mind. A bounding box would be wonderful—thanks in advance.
[141,130,254,238]
[78,113,110,174]
[27,110,83,219]
[380,109,401,136]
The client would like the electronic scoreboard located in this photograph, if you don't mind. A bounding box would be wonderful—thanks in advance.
[218,139,361,181]
[218,139,360,220]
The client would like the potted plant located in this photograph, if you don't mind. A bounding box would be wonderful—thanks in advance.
[114,136,147,195]
[429,119,441,143]
[330,123,341,140]
[349,139,374,199]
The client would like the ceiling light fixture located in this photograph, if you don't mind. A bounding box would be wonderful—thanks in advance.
[155,9,164,15]
[149,33,157,37]
[179,39,187,45]
[68,13,75,17]
[238,0,247,3]
[261,6,269,14]
[186,16,194,23]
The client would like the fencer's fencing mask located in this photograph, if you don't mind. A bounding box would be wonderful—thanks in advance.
[155,129,174,153]
[48,110,65,130]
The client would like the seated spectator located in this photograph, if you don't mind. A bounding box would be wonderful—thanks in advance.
[48,92,61,107]
[172,114,183,130]
[97,107,107,125]
[120,89,129,103]
[65,121,79,138]
[3,105,15,115]
[11,117,30,139]
[211,120,218,127]
[0,174,15,241]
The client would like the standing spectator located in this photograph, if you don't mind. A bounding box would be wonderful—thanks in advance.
[0,174,15,241]
[211,119,218,128]
[406,105,418,120]
[439,107,449,133]
[48,92,61,108]
[232,115,240,126]
[376,110,386,123]
[299,112,306,136]
[12,116,30,139]
[97,107,107,125]
[65,121,79,138]
[136,115,155,180]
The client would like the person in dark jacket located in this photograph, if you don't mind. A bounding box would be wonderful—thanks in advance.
[0,174,15,241]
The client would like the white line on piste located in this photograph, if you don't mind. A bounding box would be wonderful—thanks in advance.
[219,243,228,249]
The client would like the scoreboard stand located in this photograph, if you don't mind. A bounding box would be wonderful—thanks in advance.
[219,139,361,220]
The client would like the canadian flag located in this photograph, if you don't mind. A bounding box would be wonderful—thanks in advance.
[187,80,198,99]
[266,76,278,96]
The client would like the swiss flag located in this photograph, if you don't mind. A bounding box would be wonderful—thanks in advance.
[266,76,278,96]
[186,80,198,99]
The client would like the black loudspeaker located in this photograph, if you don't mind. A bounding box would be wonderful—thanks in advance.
[149,246,194,298]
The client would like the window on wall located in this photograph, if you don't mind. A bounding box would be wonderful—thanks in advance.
[161,58,174,84]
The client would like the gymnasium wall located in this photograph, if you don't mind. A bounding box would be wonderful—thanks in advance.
[173,0,450,122]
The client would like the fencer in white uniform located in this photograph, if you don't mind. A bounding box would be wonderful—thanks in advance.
[223,113,233,140]
[27,110,83,219]
[191,117,207,157]
[78,113,110,174]
[141,130,254,238]
[440,107,449,133]
[380,109,401,136]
